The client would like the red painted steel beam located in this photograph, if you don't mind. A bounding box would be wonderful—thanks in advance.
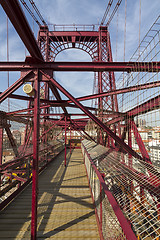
[0,143,60,172]
[0,146,64,211]
[74,80,160,102]
[0,71,33,104]
[70,126,89,141]
[5,126,19,157]
[127,95,160,117]
[0,110,31,125]
[5,99,97,117]
[107,94,160,126]
[64,116,67,167]
[41,71,143,161]
[0,129,3,165]
[0,91,34,102]
[31,72,40,240]
[8,113,88,119]
[71,121,96,142]
[7,115,30,125]
[40,30,101,39]
[53,122,86,128]
[41,113,87,117]
[6,94,117,115]
[106,116,124,125]
[6,105,51,115]
[49,81,68,115]
[40,116,64,140]
[5,77,159,116]
[130,120,151,162]
[0,0,44,61]
[0,144,62,173]
[0,61,160,72]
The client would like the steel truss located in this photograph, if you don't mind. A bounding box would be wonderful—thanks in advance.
[0,0,160,239]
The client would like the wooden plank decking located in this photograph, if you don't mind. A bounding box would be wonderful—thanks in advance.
[0,149,100,239]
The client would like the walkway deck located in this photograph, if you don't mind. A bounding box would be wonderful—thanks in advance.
[0,149,100,239]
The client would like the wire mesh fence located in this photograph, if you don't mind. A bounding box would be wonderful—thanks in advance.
[82,139,160,240]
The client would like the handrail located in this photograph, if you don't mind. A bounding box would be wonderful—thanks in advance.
[81,142,137,240]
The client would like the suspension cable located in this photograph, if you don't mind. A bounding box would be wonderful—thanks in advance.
[106,0,122,27]
[20,0,41,26]
[28,0,47,26]
[7,16,10,113]
[115,9,119,61]
[122,0,127,112]
[101,0,113,25]
[19,0,47,26]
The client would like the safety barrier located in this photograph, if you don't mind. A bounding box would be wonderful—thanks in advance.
[81,140,137,240]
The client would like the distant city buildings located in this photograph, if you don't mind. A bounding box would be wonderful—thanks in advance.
[130,121,160,164]
[3,127,25,151]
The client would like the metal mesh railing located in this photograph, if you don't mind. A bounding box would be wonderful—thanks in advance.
[81,140,134,240]
[81,139,160,240]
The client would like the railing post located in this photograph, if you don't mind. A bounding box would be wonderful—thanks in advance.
[82,143,137,240]
[31,71,40,240]
[128,126,133,193]
[64,115,67,167]
[0,128,3,165]
[157,198,160,221]
[70,127,71,154]
[0,128,3,190]
[100,183,103,233]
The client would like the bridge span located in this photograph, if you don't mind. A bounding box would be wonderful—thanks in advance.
[0,148,100,239]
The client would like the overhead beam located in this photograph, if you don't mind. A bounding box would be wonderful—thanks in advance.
[3,79,160,117]
[5,126,19,157]
[0,0,44,61]
[6,78,159,121]
[0,61,160,72]
[41,70,143,161]
[128,95,160,117]
[0,71,34,104]
[106,94,160,126]
[49,81,68,115]
[73,80,160,102]
[130,119,150,162]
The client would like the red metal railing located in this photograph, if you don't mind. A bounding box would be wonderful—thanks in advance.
[81,141,137,240]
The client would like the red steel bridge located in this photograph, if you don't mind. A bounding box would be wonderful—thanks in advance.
[0,0,160,239]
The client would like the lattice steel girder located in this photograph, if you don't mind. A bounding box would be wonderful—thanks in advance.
[129,119,150,162]
[0,0,44,61]
[31,71,40,240]
[77,80,160,101]
[0,109,31,125]
[0,61,160,72]
[128,95,160,117]
[39,30,106,42]
[0,128,3,165]
[41,70,144,161]
[0,71,34,104]
[106,95,160,125]
[70,123,95,142]
[49,81,68,115]
[5,126,19,157]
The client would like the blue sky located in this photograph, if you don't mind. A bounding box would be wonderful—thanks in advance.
[0,0,159,112]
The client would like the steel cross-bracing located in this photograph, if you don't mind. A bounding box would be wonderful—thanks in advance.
[0,0,160,240]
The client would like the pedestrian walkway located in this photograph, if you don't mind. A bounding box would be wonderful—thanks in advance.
[0,149,100,239]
